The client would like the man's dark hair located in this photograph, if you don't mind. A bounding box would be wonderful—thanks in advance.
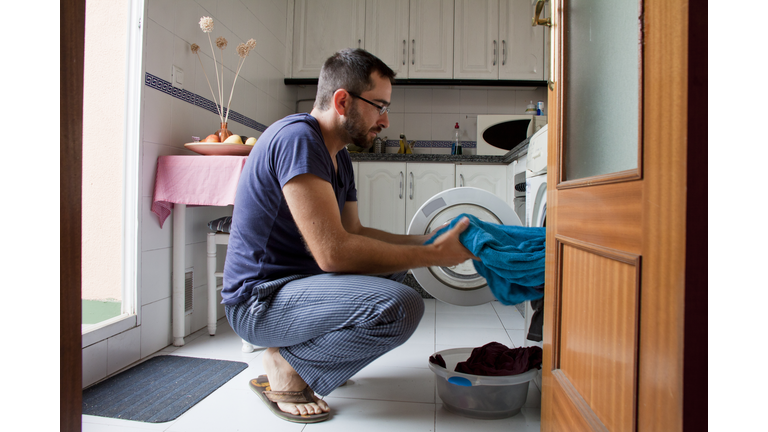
[314,48,396,111]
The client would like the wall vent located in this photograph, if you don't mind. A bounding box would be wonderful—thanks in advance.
[185,269,194,315]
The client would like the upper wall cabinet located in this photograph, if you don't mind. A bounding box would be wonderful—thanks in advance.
[291,0,366,78]
[364,0,454,79]
[454,0,545,80]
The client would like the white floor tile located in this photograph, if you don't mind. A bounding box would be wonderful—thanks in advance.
[82,415,169,431]
[367,342,436,370]
[306,398,436,432]
[167,386,305,432]
[436,301,496,315]
[328,365,436,403]
[436,405,540,432]
[506,329,527,348]
[436,312,504,329]
[436,327,513,347]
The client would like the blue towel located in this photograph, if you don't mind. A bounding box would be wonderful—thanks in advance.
[425,213,545,305]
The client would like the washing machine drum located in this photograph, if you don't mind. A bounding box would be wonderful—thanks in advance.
[407,187,522,306]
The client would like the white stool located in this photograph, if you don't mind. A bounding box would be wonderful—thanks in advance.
[206,231,258,353]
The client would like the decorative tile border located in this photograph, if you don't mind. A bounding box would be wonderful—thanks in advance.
[144,72,476,148]
[385,140,476,149]
[144,73,268,132]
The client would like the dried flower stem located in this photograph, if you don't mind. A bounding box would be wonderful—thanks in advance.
[206,32,224,122]
[224,58,246,124]
[193,52,223,122]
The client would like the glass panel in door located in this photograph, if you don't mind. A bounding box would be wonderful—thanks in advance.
[563,0,640,180]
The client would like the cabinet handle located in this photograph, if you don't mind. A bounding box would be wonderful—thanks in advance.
[459,174,465,187]
[409,172,414,200]
[399,171,404,199]
[412,39,415,65]
[493,40,497,66]
[403,40,406,65]
[502,40,507,65]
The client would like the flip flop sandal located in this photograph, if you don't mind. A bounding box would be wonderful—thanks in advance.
[249,375,330,423]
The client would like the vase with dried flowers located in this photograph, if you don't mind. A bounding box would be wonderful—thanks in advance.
[191,16,256,143]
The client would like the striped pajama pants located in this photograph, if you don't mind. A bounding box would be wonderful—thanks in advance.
[225,272,425,396]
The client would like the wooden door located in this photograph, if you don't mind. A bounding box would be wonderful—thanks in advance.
[541,0,705,431]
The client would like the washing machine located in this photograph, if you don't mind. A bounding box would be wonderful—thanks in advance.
[407,187,522,306]
[523,125,548,348]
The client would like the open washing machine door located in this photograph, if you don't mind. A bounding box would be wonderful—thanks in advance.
[407,187,522,306]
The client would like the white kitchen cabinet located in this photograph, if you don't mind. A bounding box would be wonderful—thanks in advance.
[291,0,366,78]
[455,164,507,202]
[365,0,454,79]
[404,163,456,232]
[408,0,455,78]
[357,162,455,234]
[453,0,545,80]
[364,0,410,77]
[357,162,407,234]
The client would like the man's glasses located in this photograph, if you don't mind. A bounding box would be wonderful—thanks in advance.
[347,92,390,116]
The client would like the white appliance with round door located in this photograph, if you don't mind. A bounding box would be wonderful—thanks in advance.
[524,125,548,349]
[407,187,522,306]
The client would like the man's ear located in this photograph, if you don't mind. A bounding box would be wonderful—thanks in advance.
[332,89,350,116]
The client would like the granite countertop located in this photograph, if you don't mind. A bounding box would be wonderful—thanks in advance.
[349,138,530,165]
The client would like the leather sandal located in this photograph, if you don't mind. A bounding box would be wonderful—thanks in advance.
[249,375,330,423]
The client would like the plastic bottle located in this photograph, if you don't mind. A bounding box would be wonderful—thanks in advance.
[451,123,459,155]
[454,122,462,155]
[537,101,544,116]
[525,101,537,114]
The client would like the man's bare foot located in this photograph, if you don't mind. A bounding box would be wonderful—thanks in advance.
[262,347,330,416]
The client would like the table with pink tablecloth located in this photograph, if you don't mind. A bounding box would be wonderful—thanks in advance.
[151,155,249,346]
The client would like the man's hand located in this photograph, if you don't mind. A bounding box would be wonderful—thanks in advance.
[429,217,479,266]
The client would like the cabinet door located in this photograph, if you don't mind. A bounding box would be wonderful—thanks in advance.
[454,0,499,79]
[292,0,366,78]
[365,0,410,76]
[405,163,456,233]
[357,162,407,234]
[456,164,507,202]
[408,0,454,79]
[498,0,545,80]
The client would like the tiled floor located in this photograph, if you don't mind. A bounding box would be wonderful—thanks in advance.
[82,299,541,431]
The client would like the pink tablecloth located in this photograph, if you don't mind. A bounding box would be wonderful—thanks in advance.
[151,155,249,228]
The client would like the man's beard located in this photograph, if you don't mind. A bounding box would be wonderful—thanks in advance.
[342,103,380,149]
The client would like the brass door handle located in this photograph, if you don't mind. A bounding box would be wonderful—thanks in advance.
[532,0,551,27]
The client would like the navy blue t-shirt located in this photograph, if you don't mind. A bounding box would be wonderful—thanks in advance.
[221,113,357,305]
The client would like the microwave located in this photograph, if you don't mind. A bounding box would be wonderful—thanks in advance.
[476,115,548,155]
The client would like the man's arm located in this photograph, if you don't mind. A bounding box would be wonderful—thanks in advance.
[340,201,430,246]
[283,173,473,275]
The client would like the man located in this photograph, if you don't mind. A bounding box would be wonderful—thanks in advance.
[222,48,474,423]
